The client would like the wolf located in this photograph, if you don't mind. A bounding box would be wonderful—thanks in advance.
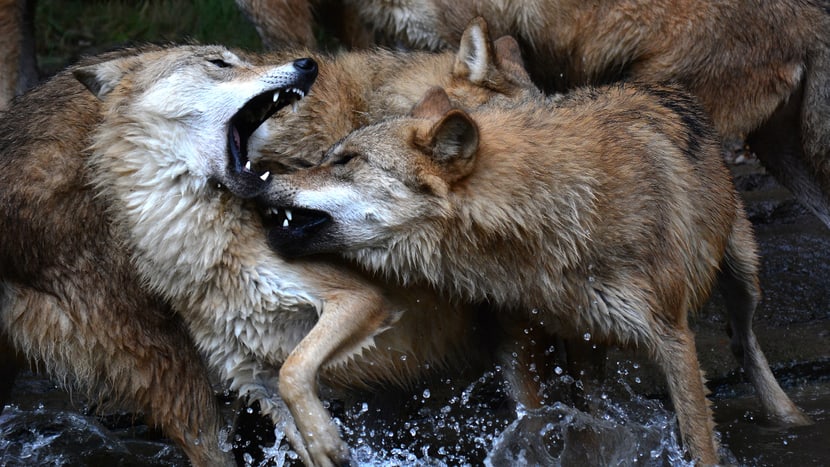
[0,44,323,466]
[252,16,533,174]
[83,19,541,467]
[258,83,812,463]
[240,1,830,232]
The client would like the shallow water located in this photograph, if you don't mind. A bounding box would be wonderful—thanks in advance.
[1,161,828,466]
[713,381,830,467]
[4,363,825,466]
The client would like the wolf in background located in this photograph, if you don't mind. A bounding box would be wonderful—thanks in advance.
[237,0,830,233]
[258,83,812,463]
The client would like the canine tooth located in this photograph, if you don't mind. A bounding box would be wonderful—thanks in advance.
[282,219,289,228]
[285,209,293,221]
[245,160,252,171]
[292,101,299,113]
[260,171,270,181]
[273,90,281,102]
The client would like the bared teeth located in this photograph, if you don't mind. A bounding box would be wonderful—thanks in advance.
[273,90,281,102]
[267,208,292,228]
[245,160,252,171]
[259,171,270,181]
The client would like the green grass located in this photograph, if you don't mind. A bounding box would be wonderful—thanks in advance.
[35,0,263,74]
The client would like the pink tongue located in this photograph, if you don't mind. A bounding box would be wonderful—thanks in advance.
[233,126,241,153]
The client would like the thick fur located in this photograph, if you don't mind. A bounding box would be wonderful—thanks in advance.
[242,0,830,231]
[261,84,812,463]
[87,21,536,467]
[252,18,533,174]
[0,46,243,467]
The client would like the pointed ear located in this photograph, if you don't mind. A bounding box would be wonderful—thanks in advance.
[427,109,479,167]
[410,86,454,119]
[493,35,532,84]
[453,16,495,84]
[72,58,131,99]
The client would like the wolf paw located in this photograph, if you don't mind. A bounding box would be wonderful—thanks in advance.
[304,424,351,467]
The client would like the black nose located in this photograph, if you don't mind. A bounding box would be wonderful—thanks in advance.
[293,58,318,77]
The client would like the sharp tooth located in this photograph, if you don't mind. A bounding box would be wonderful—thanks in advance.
[245,160,252,171]
[260,171,270,181]
[273,90,281,102]
[292,101,299,113]
[282,218,289,228]
[285,209,292,221]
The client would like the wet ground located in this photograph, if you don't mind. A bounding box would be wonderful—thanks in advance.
[1,159,828,466]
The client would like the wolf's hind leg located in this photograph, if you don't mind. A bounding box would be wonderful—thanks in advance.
[652,323,719,464]
[718,214,812,425]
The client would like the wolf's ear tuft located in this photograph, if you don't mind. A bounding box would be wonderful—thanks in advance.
[454,16,494,84]
[411,86,454,119]
[73,59,130,99]
[428,109,479,167]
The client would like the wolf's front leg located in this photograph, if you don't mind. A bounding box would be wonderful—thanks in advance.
[278,289,395,467]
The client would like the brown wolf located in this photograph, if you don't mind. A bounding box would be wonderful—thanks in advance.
[252,17,533,173]
[258,84,812,464]
[240,0,830,231]
[84,19,536,467]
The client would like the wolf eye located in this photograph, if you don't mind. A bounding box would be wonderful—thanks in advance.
[331,153,357,166]
[208,59,232,68]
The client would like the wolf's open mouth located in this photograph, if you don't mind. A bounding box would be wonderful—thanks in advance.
[261,205,330,241]
[227,87,306,181]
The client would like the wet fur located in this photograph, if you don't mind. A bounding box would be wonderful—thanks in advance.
[0,45,237,467]
[88,21,536,467]
[263,84,812,463]
[241,0,830,230]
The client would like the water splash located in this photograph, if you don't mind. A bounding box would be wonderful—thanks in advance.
[252,364,696,466]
